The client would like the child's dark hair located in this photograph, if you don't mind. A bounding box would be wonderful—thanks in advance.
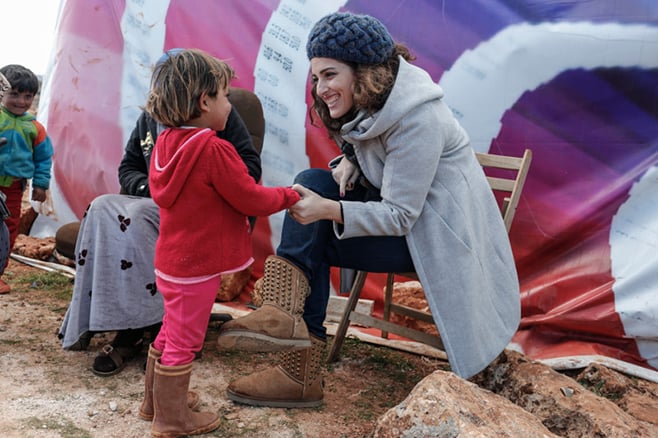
[0,64,40,94]
[145,49,235,127]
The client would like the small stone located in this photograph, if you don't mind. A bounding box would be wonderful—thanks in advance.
[109,401,118,411]
[560,386,575,397]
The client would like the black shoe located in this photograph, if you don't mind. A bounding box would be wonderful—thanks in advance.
[91,329,144,376]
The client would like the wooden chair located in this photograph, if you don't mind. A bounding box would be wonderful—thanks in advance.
[326,148,533,363]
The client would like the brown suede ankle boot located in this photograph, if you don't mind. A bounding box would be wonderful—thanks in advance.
[226,335,325,408]
[138,344,200,421]
[217,255,311,352]
[152,361,220,437]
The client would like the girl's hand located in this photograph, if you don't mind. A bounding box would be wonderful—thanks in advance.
[331,157,360,197]
[289,184,343,224]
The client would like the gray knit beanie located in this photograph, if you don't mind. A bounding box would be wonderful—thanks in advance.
[306,12,395,65]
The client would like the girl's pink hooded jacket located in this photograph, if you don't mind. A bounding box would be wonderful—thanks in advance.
[149,127,299,278]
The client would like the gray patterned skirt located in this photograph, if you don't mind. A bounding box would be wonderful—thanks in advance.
[58,194,164,349]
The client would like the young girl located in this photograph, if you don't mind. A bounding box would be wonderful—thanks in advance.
[141,49,300,436]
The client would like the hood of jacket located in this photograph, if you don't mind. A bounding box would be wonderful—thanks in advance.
[341,57,444,142]
[149,127,215,208]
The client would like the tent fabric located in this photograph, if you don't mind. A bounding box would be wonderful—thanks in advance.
[35,0,658,379]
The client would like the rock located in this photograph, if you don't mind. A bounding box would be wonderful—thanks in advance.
[470,350,657,437]
[374,369,559,437]
[575,364,658,427]
[216,264,253,302]
[18,205,39,236]
[376,351,658,437]
[13,235,55,260]
[389,281,438,336]
[52,249,76,267]
[250,276,264,307]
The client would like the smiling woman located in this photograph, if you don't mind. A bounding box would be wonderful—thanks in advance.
[0,0,60,77]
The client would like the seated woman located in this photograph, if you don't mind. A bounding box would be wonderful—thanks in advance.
[216,12,521,408]
[58,55,261,375]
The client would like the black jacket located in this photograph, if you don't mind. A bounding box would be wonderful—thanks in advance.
[118,107,262,197]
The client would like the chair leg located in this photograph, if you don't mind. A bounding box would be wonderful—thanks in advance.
[326,271,368,363]
[381,273,395,339]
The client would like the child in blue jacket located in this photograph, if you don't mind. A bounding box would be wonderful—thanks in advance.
[0,64,54,294]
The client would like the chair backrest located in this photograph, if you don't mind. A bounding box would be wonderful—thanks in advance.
[228,87,265,155]
[475,149,532,232]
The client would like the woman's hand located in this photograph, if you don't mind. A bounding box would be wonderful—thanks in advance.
[288,184,343,224]
[331,157,360,197]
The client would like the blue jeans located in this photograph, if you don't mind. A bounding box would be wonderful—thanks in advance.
[277,168,414,340]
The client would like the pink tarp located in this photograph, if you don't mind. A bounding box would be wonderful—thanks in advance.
[36,0,658,379]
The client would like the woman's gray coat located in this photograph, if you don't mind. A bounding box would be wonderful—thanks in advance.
[336,58,521,379]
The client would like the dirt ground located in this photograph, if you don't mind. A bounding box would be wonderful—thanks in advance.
[0,257,657,437]
[0,257,452,438]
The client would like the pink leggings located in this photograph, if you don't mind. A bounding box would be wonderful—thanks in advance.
[153,275,221,366]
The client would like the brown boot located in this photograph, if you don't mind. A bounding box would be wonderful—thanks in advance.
[226,335,325,408]
[138,344,200,421]
[217,255,311,352]
[151,361,220,437]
